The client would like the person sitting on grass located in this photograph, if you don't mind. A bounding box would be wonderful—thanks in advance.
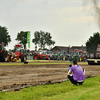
[68,60,85,85]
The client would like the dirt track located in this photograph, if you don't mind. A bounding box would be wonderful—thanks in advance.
[0,61,100,91]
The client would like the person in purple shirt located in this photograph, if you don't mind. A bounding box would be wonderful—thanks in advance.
[68,60,85,85]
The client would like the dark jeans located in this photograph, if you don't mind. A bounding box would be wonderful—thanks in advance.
[68,75,84,85]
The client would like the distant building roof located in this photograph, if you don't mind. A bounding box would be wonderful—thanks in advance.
[71,46,86,48]
[51,46,68,51]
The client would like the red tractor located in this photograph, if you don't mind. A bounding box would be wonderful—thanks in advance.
[14,44,27,62]
[33,51,50,60]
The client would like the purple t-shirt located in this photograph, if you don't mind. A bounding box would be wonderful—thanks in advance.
[70,65,85,81]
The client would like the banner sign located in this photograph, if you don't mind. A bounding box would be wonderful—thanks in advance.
[27,31,30,48]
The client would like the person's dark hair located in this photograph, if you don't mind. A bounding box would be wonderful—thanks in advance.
[69,64,72,67]
[73,60,77,65]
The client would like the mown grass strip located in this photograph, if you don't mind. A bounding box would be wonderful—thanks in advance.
[0,76,100,100]
[0,63,70,65]
[0,60,88,65]
[0,62,88,65]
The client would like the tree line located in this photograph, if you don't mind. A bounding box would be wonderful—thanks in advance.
[0,26,55,50]
[0,25,100,53]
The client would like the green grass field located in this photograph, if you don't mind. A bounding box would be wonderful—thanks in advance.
[0,76,100,100]
[0,60,88,65]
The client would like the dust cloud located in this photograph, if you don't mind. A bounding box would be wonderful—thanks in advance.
[83,0,100,29]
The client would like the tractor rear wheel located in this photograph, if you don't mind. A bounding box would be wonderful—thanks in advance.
[0,52,5,62]
[21,55,27,62]
[21,55,24,62]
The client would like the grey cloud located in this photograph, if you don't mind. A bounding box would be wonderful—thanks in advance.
[42,0,48,4]
[83,0,100,29]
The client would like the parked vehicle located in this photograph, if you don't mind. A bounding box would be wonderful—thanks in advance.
[0,44,8,62]
[69,49,89,62]
[14,44,33,62]
[59,50,70,60]
[0,44,17,62]
[42,51,55,60]
[7,52,17,62]
[33,50,50,60]
[53,50,70,60]
[87,44,100,65]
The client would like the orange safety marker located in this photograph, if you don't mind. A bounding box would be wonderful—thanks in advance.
[49,58,50,61]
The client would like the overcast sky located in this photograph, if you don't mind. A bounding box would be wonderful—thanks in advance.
[0,0,100,50]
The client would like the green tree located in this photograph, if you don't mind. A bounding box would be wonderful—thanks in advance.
[86,32,100,53]
[15,31,28,49]
[0,26,11,46]
[45,32,55,47]
[32,30,55,49]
